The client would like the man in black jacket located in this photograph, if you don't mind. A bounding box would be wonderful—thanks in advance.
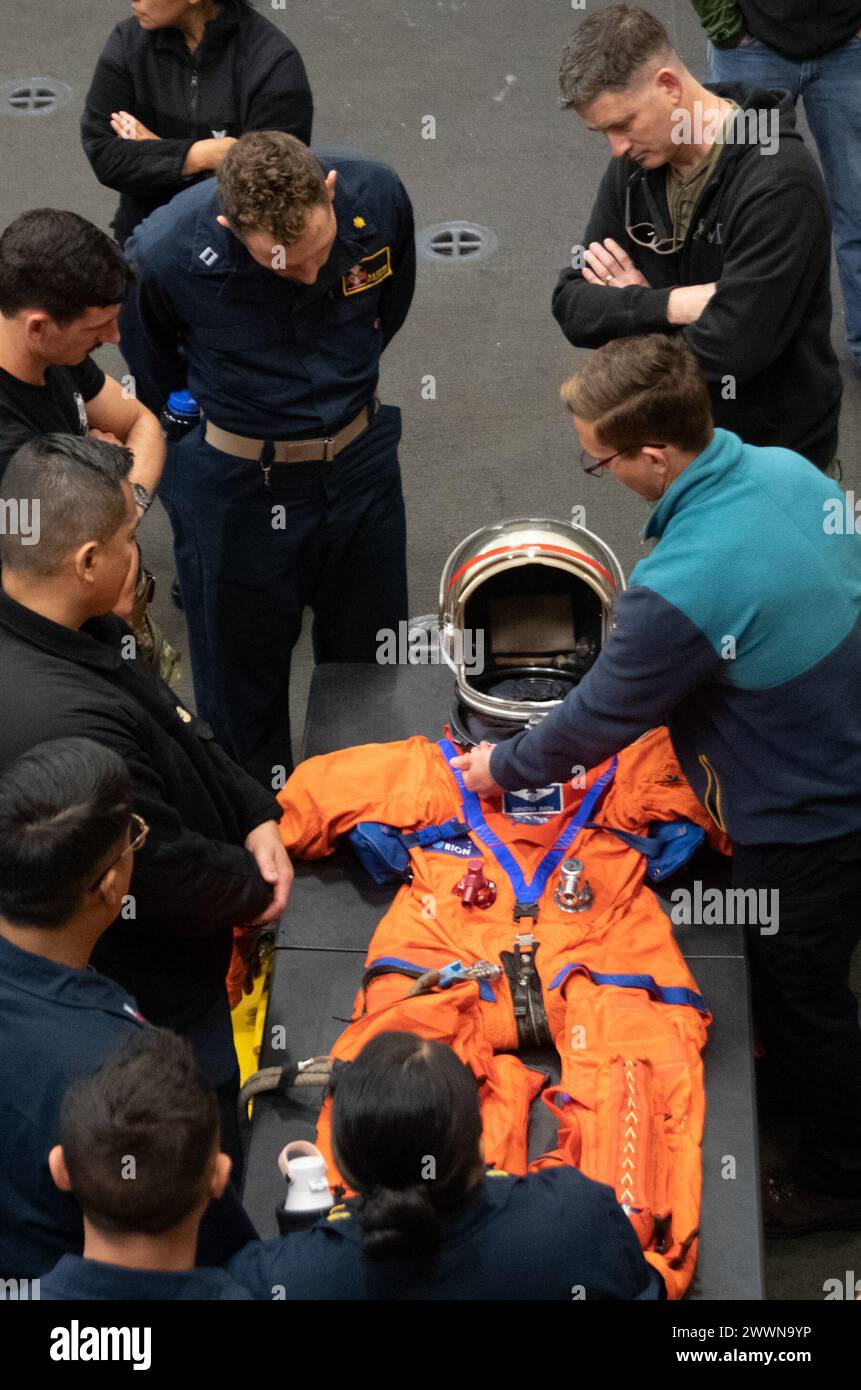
[0,432,293,1172]
[693,0,861,375]
[552,5,842,470]
[81,0,313,245]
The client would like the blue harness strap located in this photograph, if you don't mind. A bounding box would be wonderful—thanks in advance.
[548,961,708,1013]
[437,739,617,908]
[402,818,471,848]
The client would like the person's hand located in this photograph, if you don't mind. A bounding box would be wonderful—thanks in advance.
[583,238,650,289]
[449,741,502,797]
[667,282,718,325]
[111,111,160,141]
[737,33,755,46]
[244,820,294,926]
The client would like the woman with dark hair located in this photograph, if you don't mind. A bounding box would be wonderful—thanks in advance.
[228,1032,664,1299]
[81,0,313,245]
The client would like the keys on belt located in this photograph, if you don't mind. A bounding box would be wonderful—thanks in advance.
[204,399,377,487]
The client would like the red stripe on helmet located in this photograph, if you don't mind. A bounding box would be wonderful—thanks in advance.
[447,545,617,591]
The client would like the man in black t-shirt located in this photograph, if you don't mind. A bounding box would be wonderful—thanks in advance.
[0,210,163,511]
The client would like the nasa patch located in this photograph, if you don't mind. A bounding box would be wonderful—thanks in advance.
[502,785,564,822]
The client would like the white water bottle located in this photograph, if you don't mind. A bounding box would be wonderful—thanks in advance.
[275,1141,334,1234]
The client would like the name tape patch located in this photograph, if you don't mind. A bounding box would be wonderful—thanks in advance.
[502,785,564,821]
[342,245,392,295]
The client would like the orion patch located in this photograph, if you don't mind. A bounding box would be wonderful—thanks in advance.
[502,785,564,823]
[425,837,474,859]
[342,246,392,295]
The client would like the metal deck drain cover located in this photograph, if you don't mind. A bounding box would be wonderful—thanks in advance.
[0,78,73,117]
[417,221,498,264]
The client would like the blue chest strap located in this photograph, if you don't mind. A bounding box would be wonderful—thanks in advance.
[437,738,617,913]
[401,818,471,849]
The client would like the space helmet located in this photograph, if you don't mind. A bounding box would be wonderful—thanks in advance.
[439,517,626,746]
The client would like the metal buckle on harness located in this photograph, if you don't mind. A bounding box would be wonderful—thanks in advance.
[500,932,552,1049]
[437,959,502,989]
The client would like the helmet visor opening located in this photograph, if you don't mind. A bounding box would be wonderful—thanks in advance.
[464,563,602,684]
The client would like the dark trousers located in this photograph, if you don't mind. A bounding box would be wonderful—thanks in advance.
[183,989,244,1187]
[160,403,409,787]
[732,834,861,1196]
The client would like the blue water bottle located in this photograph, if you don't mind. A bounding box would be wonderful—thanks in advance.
[160,390,201,442]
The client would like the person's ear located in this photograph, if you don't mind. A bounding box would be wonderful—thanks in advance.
[49,1145,73,1193]
[325,170,337,202]
[96,860,127,917]
[22,311,52,351]
[73,540,99,586]
[642,445,669,469]
[216,214,233,233]
[655,67,684,107]
[211,1152,232,1201]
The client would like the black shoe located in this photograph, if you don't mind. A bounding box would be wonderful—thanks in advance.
[171,578,183,610]
[762,1169,861,1238]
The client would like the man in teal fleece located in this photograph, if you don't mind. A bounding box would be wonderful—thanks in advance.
[452,333,861,1237]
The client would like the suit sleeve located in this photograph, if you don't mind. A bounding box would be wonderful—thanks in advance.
[61,708,273,935]
[204,736,283,839]
[688,0,747,46]
[278,737,453,857]
[490,586,723,790]
[127,752,275,935]
[378,177,416,348]
[551,162,674,348]
[682,180,832,383]
[241,46,313,144]
[80,29,197,197]
[119,235,187,414]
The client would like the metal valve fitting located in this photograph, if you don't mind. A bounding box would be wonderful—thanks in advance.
[554,856,594,913]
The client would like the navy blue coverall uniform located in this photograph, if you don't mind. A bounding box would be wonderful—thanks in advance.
[41,1255,252,1301]
[227,1167,666,1301]
[120,150,415,786]
[0,934,255,1281]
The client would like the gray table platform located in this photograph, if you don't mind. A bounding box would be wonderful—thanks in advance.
[243,665,764,1300]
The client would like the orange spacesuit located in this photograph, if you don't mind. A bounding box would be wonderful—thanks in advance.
[278,726,726,1298]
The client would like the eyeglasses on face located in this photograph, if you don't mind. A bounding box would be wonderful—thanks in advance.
[88,813,149,892]
[579,444,667,477]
